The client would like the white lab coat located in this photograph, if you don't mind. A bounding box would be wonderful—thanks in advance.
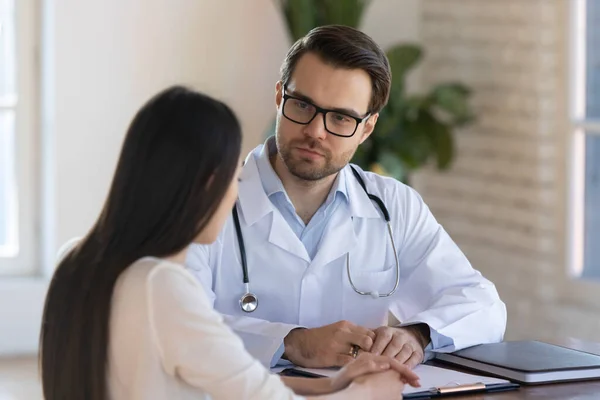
[186,144,507,367]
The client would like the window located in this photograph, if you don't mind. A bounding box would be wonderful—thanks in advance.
[570,0,600,278]
[0,0,38,275]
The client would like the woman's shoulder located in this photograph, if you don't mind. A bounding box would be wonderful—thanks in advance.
[125,257,215,312]
[122,257,202,293]
[113,257,217,333]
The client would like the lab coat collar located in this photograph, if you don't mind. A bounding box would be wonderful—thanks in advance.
[310,165,381,269]
[344,164,382,220]
[238,146,274,227]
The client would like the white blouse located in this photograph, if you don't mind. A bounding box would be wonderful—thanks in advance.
[108,257,303,400]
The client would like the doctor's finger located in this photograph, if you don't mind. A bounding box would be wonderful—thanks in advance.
[343,323,376,341]
[370,330,393,355]
[346,332,374,351]
[365,329,376,341]
[392,344,414,364]
[404,350,423,370]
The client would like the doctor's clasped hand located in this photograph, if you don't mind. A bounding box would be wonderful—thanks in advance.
[370,325,430,368]
[283,322,430,369]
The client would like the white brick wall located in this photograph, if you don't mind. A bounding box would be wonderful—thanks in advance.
[414,0,600,342]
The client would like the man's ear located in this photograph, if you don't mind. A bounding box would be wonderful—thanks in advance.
[275,81,283,109]
[359,113,379,144]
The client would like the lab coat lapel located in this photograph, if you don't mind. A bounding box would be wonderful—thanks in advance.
[345,164,382,220]
[310,164,382,270]
[237,152,271,226]
[268,211,310,262]
[237,146,310,263]
[310,201,358,270]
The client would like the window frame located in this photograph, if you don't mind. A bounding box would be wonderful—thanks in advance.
[0,0,39,275]
[568,0,600,279]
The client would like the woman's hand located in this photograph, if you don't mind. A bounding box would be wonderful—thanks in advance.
[327,352,420,393]
[350,369,413,400]
[287,353,421,399]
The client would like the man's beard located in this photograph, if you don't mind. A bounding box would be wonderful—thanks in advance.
[276,131,352,181]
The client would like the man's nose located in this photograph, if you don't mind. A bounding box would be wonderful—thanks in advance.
[302,112,328,140]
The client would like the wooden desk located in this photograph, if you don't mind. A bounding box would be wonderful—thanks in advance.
[428,338,600,399]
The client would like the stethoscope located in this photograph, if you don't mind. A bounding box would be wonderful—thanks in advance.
[232,165,400,313]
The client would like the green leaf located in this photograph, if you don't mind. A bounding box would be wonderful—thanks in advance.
[282,0,318,41]
[277,0,371,41]
[437,82,471,96]
[374,100,459,174]
[377,150,407,182]
[399,110,436,166]
[374,106,402,138]
[402,132,432,168]
[432,122,454,169]
[386,44,423,81]
[431,83,472,122]
[403,109,456,170]
[386,44,422,107]
[321,0,370,27]
[386,80,404,111]
[453,112,476,127]
[403,95,433,121]
[351,144,369,170]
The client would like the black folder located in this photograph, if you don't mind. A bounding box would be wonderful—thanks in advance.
[435,340,600,384]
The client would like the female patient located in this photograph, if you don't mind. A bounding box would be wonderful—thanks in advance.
[39,86,419,400]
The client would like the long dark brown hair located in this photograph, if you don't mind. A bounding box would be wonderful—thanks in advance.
[39,86,242,400]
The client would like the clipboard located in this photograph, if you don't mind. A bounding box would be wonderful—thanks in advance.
[278,364,520,398]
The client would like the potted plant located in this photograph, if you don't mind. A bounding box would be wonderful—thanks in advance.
[272,0,475,184]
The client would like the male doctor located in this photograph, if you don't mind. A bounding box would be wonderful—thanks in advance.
[186,25,506,369]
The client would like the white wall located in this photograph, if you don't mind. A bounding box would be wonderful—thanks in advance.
[0,0,421,355]
[51,0,290,248]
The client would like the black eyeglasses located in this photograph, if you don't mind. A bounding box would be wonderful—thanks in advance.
[281,86,371,138]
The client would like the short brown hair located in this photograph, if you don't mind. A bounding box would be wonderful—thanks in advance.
[280,25,391,114]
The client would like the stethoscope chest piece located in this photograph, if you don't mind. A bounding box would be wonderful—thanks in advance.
[240,292,258,313]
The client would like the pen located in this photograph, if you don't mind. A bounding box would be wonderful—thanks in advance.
[279,368,326,379]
